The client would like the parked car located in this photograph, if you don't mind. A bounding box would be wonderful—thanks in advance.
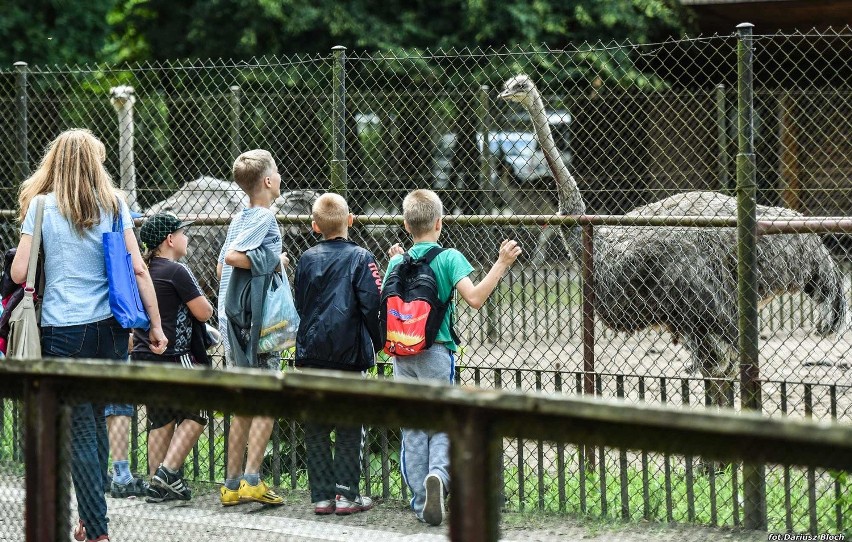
[490,131,549,184]
[432,132,458,190]
[432,111,572,188]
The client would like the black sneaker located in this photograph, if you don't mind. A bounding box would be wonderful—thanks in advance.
[151,465,192,500]
[110,477,149,498]
[145,484,177,503]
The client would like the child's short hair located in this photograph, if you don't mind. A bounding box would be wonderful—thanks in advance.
[403,189,443,237]
[312,192,350,236]
[233,149,275,193]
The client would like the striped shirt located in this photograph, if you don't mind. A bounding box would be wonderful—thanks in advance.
[217,207,282,359]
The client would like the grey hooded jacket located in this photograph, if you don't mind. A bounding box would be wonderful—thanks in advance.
[224,245,279,367]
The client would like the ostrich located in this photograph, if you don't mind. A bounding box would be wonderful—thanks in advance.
[499,74,847,390]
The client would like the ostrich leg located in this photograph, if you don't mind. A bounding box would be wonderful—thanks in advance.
[685,331,736,474]
[530,225,557,268]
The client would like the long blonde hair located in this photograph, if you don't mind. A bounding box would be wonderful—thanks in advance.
[18,129,119,232]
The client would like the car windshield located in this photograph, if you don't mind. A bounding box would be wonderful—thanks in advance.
[491,134,536,156]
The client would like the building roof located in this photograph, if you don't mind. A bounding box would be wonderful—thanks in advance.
[681,0,852,32]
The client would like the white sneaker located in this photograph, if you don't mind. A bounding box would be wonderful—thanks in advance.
[422,474,445,526]
[335,494,373,515]
[314,499,335,515]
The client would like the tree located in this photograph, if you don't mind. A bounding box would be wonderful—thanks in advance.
[106,0,693,64]
[0,0,115,67]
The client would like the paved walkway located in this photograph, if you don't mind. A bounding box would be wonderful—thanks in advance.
[0,482,768,541]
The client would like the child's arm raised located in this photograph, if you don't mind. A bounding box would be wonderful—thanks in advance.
[388,243,405,258]
[455,239,521,310]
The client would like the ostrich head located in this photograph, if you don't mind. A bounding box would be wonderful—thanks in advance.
[109,85,136,109]
[498,74,537,107]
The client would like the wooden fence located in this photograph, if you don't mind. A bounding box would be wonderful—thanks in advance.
[2,358,852,541]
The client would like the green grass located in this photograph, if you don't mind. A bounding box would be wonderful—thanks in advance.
[497,460,851,535]
[493,278,582,309]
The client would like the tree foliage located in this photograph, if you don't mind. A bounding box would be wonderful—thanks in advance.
[2,1,694,84]
[106,0,693,63]
[0,0,115,67]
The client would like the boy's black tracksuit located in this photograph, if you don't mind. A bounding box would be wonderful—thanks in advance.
[294,237,382,502]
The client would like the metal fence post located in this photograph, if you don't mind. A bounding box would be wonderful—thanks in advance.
[477,85,494,213]
[331,46,348,196]
[779,90,801,211]
[449,410,499,542]
[230,85,243,161]
[24,378,68,542]
[735,21,766,531]
[109,86,139,212]
[477,84,499,342]
[14,61,29,183]
[716,84,730,194]
[582,223,596,468]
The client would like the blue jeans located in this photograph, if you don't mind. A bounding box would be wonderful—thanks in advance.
[41,317,130,541]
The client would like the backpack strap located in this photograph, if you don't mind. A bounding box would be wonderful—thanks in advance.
[415,246,463,345]
[417,246,445,265]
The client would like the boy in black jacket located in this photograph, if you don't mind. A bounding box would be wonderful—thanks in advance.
[294,192,382,515]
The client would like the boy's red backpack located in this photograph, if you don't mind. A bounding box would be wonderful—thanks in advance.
[380,247,455,357]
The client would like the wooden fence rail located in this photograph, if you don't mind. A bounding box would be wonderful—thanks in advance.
[1,358,852,541]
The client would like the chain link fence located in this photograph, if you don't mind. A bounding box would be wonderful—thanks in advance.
[0,25,851,538]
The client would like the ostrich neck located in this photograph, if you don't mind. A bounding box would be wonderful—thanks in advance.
[528,92,586,261]
[529,93,585,217]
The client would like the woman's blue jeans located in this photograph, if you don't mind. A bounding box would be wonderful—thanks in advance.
[41,317,129,541]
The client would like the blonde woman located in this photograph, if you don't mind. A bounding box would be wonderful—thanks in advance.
[11,129,167,542]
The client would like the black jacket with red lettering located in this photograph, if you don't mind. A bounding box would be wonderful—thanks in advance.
[293,237,382,371]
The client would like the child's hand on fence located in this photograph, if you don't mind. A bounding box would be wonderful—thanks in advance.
[388,243,404,258]
[497,239,522,267]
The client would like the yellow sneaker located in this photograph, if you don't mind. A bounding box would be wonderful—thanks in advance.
[220,485,242,506]
[238,479,284,505]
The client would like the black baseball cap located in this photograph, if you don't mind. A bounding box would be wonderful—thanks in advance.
[140,213,195,250]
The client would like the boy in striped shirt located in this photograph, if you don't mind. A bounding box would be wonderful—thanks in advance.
[216,149,288,507]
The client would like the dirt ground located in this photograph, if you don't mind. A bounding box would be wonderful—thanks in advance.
[0,474,774,541]
[456,322,852,423]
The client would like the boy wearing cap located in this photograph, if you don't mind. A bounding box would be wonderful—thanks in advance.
[133,213,214,503]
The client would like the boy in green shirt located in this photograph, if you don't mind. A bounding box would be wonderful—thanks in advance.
[385,189,521,526]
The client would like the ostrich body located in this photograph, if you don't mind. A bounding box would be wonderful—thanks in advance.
[499,75,847,378]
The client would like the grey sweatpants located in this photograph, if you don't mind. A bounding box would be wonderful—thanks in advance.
[393,343,456,519]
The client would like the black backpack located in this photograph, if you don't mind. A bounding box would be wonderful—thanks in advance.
[380,247,457,356]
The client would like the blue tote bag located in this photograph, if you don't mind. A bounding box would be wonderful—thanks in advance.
[103,200,150,329]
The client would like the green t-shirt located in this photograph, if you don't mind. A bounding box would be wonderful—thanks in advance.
[384,241,474,352]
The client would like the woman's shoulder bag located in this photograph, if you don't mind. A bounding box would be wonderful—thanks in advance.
[8,196,46,359]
